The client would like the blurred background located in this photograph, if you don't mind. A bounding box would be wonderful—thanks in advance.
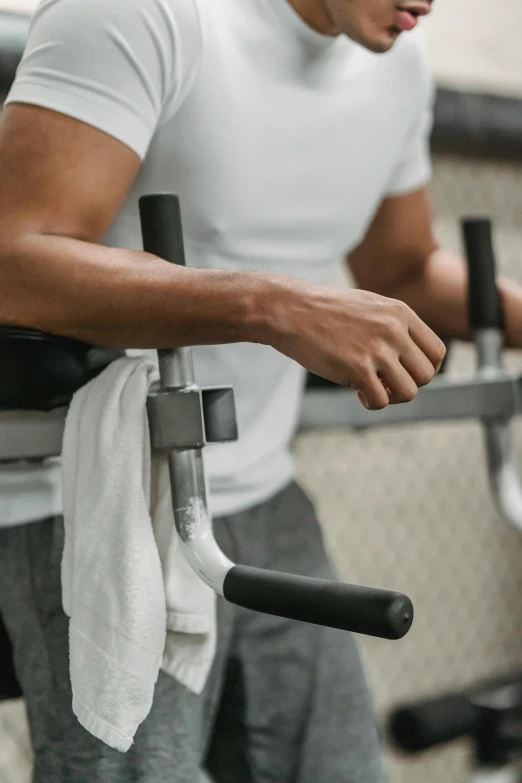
[1,1,522,782]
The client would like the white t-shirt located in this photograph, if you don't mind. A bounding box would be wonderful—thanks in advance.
[2,0,434,526]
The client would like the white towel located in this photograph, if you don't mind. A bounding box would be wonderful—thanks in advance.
[61,355,216,753]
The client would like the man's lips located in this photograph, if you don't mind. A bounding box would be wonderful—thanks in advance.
[395,3,431,32]
[396,10,418,31]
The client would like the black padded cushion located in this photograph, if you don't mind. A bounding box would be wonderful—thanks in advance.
[0,326,124,411]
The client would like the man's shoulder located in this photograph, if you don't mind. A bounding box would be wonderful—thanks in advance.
[35,0,200,32]
[31,0,203,72]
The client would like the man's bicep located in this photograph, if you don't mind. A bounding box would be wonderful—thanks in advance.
[347,187,438,294]
[4,0,201,160]
[0,103,141,241]
[6,0,156,159]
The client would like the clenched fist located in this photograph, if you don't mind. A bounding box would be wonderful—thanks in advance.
[269,282,446,411]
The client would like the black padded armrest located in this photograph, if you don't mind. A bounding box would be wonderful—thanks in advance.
[0,327,124,411]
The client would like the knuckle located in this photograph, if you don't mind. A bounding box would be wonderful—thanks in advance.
[397,391,417,403]
[402,386,418,403]
[393,384,418,404]
[417,365,436,387]
[372,341,391,366]
[363,387,387,410]
[354,358,374,381]
[382,315,406,343]
[436,340,447,363]
[391,298,410,320]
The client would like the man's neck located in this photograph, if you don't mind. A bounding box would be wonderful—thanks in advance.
[285,0,339,35]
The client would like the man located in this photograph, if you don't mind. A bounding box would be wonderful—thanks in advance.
[1,0,522,781]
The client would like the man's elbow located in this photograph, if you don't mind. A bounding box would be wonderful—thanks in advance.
[370,255,434,301]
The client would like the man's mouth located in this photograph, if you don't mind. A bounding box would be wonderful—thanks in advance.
[394,2,432,32]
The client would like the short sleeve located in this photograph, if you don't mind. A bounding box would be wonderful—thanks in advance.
[5,0,202,160]
[385,46,436,196]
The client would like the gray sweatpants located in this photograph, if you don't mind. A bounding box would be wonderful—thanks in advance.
[0,482,385,783]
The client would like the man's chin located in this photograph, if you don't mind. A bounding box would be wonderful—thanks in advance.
[350,27,401,54]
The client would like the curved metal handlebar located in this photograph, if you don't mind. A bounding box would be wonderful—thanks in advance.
[139,193,413,640]
[462,218,522,531]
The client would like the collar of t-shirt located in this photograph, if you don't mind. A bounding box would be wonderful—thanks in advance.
[250,0,357,80]
[262,0,340,49]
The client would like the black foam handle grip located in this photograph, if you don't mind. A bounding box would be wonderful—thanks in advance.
[389,694,482,753]
[462,217,504,331]
[139,193,186,267]
[223,565,414,640]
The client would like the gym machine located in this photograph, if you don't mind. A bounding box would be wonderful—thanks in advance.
[2,200,521,781]
[0,193,414,703]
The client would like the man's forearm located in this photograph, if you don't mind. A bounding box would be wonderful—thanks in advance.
[383,248,522,348]
[0,232,286,349]
[0,230,447,408]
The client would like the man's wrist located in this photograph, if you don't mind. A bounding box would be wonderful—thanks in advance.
[242,272,307,349]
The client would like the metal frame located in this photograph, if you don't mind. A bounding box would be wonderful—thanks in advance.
[3,337,522,532]
[472,771,519,783]
[1,201,520,692]
[0,195,413,643]
[0,373,515,459]
[1,202,521,777]
[300,371,522,430]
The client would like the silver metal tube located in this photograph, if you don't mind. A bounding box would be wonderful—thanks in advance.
[475,329,522,531]
[158,347,195,389]
[299,373,519,432]
[3,372,522,462]
[475,328,504,374]
[166,448,233,594]
[483,422,522,532]
[472,770,519,783]
[158,348,233,595]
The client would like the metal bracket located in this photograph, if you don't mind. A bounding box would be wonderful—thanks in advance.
[147,385,238,451]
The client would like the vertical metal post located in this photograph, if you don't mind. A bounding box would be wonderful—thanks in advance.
[140,194,233,593]
[463,217,522,530]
